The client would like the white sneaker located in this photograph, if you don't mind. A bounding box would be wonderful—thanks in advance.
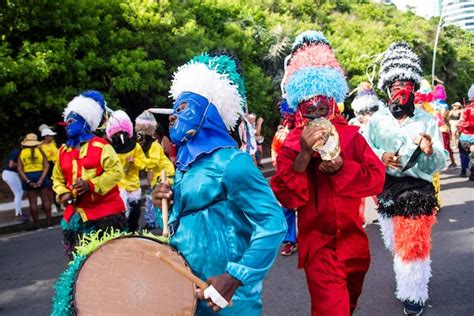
[52,205,58,214]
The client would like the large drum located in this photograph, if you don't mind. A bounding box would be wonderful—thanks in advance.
[73,236,197,315]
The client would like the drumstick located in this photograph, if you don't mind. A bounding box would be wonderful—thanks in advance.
[161,170,170,237]
[155,251,209,289]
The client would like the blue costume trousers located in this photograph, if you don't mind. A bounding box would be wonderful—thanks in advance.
[282,208,297,245]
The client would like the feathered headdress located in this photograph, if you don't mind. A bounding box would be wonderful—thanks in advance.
[377,42,422,91]
[63,90,107,132]
[169,51,245,131]
[351,82,380,114]
[135,110,157,136]
[106,110,133,139]
[283,31,348,110]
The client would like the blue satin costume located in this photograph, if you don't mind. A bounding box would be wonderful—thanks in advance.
[166,92,286,315]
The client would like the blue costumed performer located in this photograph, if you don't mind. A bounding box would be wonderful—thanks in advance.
[152,52,287,315]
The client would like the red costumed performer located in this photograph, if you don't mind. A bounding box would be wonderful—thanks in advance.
[271,31,385,315]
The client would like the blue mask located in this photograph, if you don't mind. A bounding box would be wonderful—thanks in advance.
[169,92,237,171]
[65,112,94,147]
[169,92,210,146]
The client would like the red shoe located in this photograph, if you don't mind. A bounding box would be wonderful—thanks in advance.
[280,243,297,256]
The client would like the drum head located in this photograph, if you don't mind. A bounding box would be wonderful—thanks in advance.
[74,237,196,315]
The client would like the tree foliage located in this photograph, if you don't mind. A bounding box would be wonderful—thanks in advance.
[1,0,473,158]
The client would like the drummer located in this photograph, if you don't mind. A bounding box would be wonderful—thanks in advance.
[52,90,127,259]
[153,52,286,314]
[270,31,385,315]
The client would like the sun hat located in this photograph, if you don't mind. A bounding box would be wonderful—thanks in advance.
[21,133,42,147]
[40,128,57,137]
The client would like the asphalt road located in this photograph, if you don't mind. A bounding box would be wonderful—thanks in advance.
[0,167,472,315]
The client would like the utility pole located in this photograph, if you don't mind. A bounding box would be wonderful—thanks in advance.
[432,1,445,86]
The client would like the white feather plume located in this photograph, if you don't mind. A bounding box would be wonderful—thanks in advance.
[378,42,422,90]
[394,256,432,304]
[378,215,395,253]
[169,62,243,131]
[351,94,380,113]
[63,95,104,131]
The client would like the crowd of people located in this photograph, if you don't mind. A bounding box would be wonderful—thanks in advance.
[1,30,473,316]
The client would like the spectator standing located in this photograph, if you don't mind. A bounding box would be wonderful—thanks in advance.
[39,124,61,212]
[251,113,265,168]
[238,114,257,159]
[17,133,52,229]
[449,102,463,146]
[2,145,25,220]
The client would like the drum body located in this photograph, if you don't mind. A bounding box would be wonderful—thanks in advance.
[73,236,196,315]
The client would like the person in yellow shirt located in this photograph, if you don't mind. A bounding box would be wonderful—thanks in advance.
[135,110,174,186]
[135,110,175,228]
[17,133,52,229]
[106,110,147,231]
[39,124,61,213]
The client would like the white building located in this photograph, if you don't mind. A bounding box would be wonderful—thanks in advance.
[442,0,474,32]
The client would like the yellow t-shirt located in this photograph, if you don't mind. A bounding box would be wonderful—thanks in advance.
[145,141,175,186]
[20,148,44,173]
[117,143,147,192]
[40,141,59,163]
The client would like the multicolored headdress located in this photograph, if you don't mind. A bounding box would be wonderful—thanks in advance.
[135,110,157,136]
[63,90,108,132]
[351,82,380,114]
[432,83,447,101]
[283,31,348,110]
[169,51,245,131]
[377,42,422,91]
[414,79,434,104]
[106,110,133,139]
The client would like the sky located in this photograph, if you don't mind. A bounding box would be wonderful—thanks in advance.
[391,0,440,19]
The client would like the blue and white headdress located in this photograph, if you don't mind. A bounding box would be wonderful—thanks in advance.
[284,31,349,110]
[169,52,245,131]
[63,90,108,132]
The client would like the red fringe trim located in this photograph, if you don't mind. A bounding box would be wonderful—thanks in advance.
[393,214,436,261]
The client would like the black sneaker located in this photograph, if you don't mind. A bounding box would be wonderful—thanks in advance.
[460,169,467,177]
[403,300,424,316]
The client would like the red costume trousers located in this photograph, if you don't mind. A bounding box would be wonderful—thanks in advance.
[304,241,370,316]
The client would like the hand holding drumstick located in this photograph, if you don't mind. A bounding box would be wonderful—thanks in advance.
[152,170,172,237]
[156,251,236,312]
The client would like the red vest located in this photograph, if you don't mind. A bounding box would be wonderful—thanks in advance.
[58,137,124,222]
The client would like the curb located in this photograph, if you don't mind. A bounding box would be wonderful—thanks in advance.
[0,213,64,235]
[0,160,275,236]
